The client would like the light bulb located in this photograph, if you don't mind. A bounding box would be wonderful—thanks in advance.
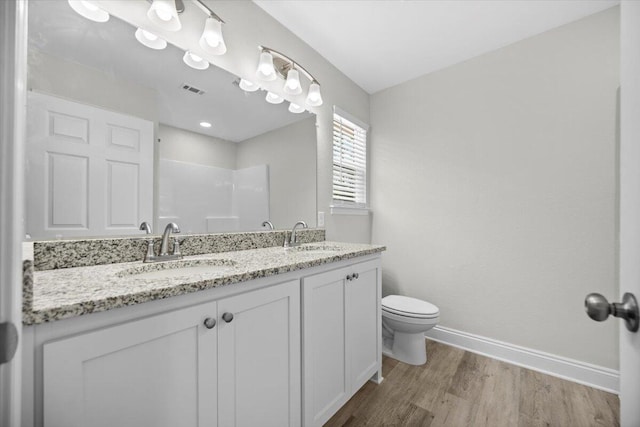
[284,69,302,95]
[80,1,98,11]
[239,79,259,92]
[256,51,276,81]
[147,0,181,32]
[288,102,305,114]
[67,0,109,22]
[142,30,157,41]
[135,28,167,50]
[199,17,227,55]
[305,82,323,107]
[156,9,172,21]
[265,92,284,104]
[200,121,212,128]
[183,51,209,70]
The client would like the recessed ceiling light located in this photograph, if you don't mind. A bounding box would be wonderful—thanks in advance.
[200,121,212,128]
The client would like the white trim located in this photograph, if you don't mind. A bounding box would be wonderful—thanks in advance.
[0,0,27,425]
[330,205,370,216]
[426,325,619,394]
[333,105,369,131]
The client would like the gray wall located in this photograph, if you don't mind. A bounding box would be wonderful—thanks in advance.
[158,124,237,170]
[237,117,316,229]
[370,8,620,368]
[28,51,157,123]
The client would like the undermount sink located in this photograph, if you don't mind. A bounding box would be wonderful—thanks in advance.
[290,244,343,254]
[119,259,238,280]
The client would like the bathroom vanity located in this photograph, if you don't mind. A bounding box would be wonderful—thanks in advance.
[21,233,384,427]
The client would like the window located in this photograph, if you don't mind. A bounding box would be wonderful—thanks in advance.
[332,107,369,214]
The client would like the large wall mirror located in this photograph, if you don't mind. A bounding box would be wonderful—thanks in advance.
[25,0,317,240]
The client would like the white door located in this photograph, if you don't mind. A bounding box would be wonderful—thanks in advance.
[25,92,154,239]
[42,302,218,427]
[0,1,27,427]
[217,280,301,427]
[618,2,640,426]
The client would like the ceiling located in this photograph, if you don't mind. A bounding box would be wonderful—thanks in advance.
[254,0,619,94]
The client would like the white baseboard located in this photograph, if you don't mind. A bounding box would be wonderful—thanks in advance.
[425,325,619,394]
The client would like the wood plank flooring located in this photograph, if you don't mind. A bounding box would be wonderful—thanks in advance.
[325,340,619,427]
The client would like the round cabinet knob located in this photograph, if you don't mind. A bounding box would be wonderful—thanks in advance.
[203,317,217,329]
[354,273,359,280]
[222,312,234,323]
[346,274,353,281]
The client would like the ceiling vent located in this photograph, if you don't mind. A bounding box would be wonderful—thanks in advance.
[180,83,205,95]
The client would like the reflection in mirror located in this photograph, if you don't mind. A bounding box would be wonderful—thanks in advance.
[25,0,317,240]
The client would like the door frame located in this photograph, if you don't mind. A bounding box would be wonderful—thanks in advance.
[0,1,27,426]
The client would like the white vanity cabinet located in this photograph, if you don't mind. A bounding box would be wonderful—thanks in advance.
[301,258,382,427]
[43,301,218,427]
[41,279,300,427]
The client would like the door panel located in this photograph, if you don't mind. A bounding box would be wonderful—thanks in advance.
[346,265,380,391]
[43,302,217,427]
[26,92,153,238]
[619,2,640,425]
[302,267,349,427]
[217,280,300,427]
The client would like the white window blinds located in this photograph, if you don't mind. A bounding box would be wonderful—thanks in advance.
[332,108,368,208]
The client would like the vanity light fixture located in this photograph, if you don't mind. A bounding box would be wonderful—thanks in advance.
[199,15,227,55]
[288,102,305,114]
[239,79,260,92]
[183,51,209,70]
[147,0,182,32]
[255,46,323,107]
[135,28,167,50]
[284,69,302,95]
[305,81,323,107]
[265,92,284,104]
[256,50,277,81]
[67,0,109,23]
[199,121,212,128]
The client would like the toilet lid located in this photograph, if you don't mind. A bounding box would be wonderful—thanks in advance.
[382,295,439,318]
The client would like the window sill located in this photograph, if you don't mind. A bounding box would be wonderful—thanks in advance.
[330,205,370,216]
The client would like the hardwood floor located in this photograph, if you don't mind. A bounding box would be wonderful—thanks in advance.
[325,340,619,427]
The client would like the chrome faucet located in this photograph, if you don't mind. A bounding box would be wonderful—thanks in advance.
[160,222,181,257]
[262,220,274,230]
[284,221,308,248]
[140,222,183,263]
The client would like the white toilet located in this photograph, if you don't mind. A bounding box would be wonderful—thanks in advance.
[381,295,440,365]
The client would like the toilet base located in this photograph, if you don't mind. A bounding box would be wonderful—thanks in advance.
[381,331,427,366]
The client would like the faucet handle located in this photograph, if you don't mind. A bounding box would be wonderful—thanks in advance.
[143,238,155,262]
[139,221,152,234]
[173,237,182,257]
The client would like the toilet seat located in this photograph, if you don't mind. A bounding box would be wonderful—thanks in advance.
[382,295,439,319]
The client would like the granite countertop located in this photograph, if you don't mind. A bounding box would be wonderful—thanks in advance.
[25,241,385,325]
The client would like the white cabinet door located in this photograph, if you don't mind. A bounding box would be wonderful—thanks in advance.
[43,302,218,427]
[217,280,301,427]
[302,259,381,427]
[346,261,381,392]
[302,266,349,427]
[26,92,154,239]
